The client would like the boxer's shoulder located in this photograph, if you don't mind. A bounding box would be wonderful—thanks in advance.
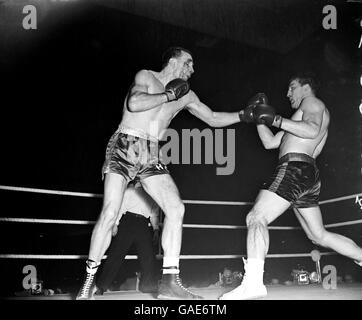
[300,96,325,113]
[134,69,158,84]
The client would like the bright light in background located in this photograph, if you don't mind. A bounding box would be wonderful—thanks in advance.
[359,101,362,115]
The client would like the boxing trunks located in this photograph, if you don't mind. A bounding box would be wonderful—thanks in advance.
[262,153,321,208]
[102,125,169,182]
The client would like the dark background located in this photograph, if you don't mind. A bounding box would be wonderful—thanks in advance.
[0,0,361,296]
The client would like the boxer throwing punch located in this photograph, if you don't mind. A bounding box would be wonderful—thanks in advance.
[76,47,261,300]
[220,73,362,300]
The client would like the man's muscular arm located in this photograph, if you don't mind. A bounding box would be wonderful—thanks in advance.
[277,98,323,139]
[186,92,240,127]
[127,70,168,112]
[257,125,285,149]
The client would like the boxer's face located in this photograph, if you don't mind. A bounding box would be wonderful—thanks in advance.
[175,51,194,80]
[287,79,305,109]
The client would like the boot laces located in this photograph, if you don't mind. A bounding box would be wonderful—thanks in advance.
[175,275,195,296]
[80,272,95,297]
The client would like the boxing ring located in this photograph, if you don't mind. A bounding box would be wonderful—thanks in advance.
[1,185,362,300]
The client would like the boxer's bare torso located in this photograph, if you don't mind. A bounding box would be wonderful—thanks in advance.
[121,70,199,139]
[279,96,330,159]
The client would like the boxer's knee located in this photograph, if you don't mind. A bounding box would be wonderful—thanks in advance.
[306,233,317,244]
[246,209,268,228]
[164,201,185,222]
[309,230,327,247]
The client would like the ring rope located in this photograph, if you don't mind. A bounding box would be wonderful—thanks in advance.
[1,217,362,229]
[0,185,359,262]
[324,219,362,228]
[0,185,360,206]
[319,194,362,205]
[0,185,102,198]
[0,252,337,260]
[168,224,300,230]
[0,218,94,225]
[0,186,355,277]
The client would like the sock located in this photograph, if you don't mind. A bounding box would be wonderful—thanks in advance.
[244,258,265,285]
[162,257,180,274]
[86,259,100,275]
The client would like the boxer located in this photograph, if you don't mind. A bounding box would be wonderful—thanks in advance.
[76,47,262,300]
[220,72,362,300]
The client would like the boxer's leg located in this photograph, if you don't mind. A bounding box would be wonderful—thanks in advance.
[96,214,136,293]
[89,173,128,262]
[297,206,362,262]
[219,190,290,300]
[141,174,184,264]
[246,190,291,259]
[77,173,127,300]
[141,174,203,299]
[293,207,315,241]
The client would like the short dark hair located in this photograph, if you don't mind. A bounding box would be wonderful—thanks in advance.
[161,46,192,69]
[289,72,320,95]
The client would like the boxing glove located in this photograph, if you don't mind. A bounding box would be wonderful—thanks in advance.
[253,104,282,127]
[239,105,256,123]
[239,93,269,123]
[247,92,269,107]
[164,78,190,102]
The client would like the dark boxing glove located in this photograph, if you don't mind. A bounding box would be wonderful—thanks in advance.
[247,92,269,107]
[164,78,190,102]
[239,92,269,123]
[253,104,283,128]
[239,105,256,123]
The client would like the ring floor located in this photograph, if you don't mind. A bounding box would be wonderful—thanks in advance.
[5,283,362,300]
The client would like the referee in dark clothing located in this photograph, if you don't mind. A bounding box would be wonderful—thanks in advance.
[95,181,160,293]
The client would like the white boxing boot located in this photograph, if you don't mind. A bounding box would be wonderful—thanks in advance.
[219,258,267,300]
